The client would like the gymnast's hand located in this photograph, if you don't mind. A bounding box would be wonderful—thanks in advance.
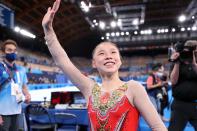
[42,0,61,32]
[0,115,3,126]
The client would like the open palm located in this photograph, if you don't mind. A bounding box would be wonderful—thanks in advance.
[42,0,61,31]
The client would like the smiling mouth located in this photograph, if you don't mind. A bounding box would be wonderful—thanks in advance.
[104,62,115,66]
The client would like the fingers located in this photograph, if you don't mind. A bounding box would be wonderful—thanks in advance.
[0,116,3,126]
[52,0,61,13]
[47,7,51,12]
[193,51,196,63]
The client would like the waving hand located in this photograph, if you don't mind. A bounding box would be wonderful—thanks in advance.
[42,0,61,32]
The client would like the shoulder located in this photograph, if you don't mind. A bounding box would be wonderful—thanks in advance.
[126,80,147,95]
[125,80,147,106]
[0,62,6,70]
[127,80,145,88]
[0,62,4,68]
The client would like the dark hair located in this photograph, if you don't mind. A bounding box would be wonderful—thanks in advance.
[152,63,162,71]
[1,39,18,52]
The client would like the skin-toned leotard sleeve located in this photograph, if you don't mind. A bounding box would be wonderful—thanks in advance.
[42,0,93,100]
[131,81,167,131]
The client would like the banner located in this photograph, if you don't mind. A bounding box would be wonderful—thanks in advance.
[0,3,14,28]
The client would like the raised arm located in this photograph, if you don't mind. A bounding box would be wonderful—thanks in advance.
[42,0,94,99]
[169,52,180,85]
[192,50,197,73]
[131,81,167,131]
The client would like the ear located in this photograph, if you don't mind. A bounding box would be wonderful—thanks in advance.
[92,59,96,68]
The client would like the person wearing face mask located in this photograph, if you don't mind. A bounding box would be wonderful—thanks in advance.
[168,40,197,131]
[146,63,169,122]
[0,39,31,131]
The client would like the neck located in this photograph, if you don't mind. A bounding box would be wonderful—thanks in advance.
[100,72,124,91]
[4,59,15,67]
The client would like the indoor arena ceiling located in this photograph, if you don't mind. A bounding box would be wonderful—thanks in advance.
[0,0,197,57]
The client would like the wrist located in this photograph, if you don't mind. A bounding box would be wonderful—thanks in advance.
[173,60,180,64]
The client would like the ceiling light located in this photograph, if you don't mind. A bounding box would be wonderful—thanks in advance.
[192,26,197,31]
[134,31,138,35]
[125,32,129,35]
[132,19,139,25]
[80,1,89,12]
[117,19,122,27]
[88,2,92,8]
[101,37,104,40]
[111,32,115,37]
[93,19,97,23]
[149,30,152,34]
[20,29,36,39]
[110,21,116,28]
[14,26,20,32]
[14,26,36,39]
[164,29,168,33]
[115,32,120,36]
[171,28,176,32]
[99,21,105,29]
[121,32,124,36]
[106,33,110,36]
[192,16,195,19]
[95,22,98,26]
[140,30,144,35]
[178,15,186,22]
[160,29,165,33]
[181,27,185,31]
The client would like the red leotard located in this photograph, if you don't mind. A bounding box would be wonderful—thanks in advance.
[88,83,139,131]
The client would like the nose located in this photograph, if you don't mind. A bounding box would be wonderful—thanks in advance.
[105,53,112,60]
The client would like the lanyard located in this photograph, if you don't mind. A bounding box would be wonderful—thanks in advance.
[1,62,18,83]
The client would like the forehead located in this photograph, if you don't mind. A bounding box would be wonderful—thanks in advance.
[5,43,17,49]
[95,42,118,52]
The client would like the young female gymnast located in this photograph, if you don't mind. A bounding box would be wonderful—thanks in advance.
[42,0,167,130]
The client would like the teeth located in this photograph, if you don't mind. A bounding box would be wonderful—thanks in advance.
[105,62,114,66]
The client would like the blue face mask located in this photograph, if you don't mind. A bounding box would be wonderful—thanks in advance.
[5,53,17,62]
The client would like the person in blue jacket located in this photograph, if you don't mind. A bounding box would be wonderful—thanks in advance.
[0,39,31,131]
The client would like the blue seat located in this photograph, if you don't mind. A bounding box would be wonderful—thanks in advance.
[25,104,57,131]
[54,112,79,131]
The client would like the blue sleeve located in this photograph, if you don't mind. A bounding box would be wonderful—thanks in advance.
[0,63,9,85]
[20,66,28,85]
[23,71,28,85]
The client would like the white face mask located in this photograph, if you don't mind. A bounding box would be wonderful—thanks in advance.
[156,72,163,77]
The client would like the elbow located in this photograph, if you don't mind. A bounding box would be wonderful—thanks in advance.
[146,85,152,90]
[170,79,177,86]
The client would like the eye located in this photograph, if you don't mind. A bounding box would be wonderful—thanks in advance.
[112,51,117,54]
[98,52,104,55]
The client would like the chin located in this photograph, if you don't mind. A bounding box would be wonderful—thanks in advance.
[104,69,118,74]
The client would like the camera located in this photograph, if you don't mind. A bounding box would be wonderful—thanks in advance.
[168,41,197,63]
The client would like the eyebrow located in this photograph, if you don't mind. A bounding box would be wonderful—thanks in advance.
[97,50,105,53]
[6,48,17,51]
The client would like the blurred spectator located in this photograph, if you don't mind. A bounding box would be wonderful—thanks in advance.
[146,63,169,121]
[168,40,197,131]
[0,39,31,131]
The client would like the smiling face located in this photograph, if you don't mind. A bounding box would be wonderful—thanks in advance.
[92,42,122,75]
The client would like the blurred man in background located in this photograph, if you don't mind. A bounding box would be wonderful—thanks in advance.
[168,40,197,131]
[0,39,31,131]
